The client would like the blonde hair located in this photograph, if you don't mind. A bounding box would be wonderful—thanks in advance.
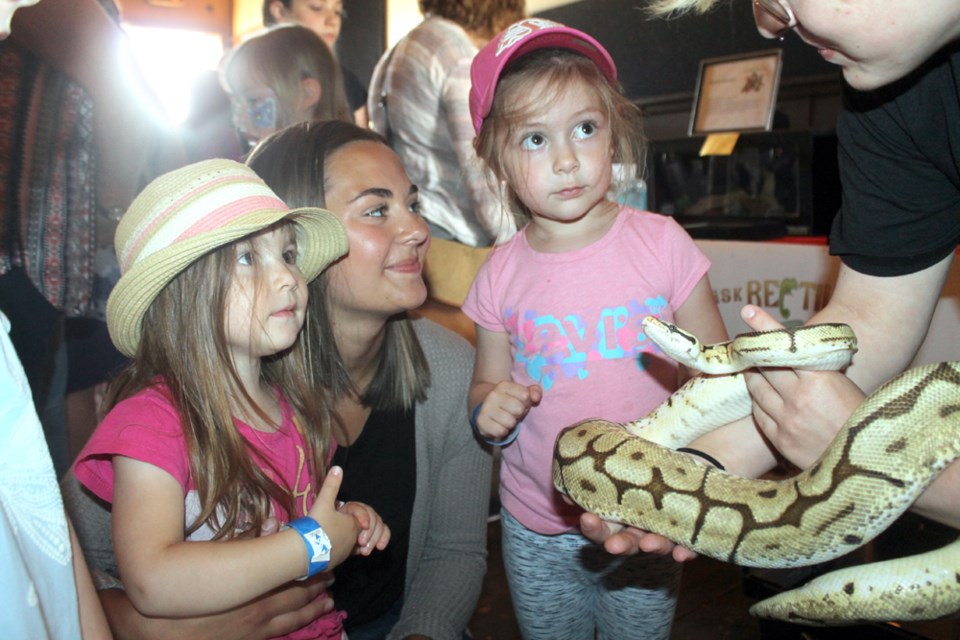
[105,229,333,539]
[246,121,430,412]
[222,24,352,127]
[646,0,723,16]
[474,48,646,227]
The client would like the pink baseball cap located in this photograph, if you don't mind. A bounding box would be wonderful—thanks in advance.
[469,18,618,134]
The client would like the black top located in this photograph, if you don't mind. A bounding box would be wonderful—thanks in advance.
[341,64,368,114]
[330,406,416,628]
[829,41,960,277]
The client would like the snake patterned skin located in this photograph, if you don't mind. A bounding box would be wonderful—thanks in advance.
[552,318,960,625]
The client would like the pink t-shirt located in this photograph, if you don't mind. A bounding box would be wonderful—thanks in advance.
[74,383,345,640]
[462,207,710,534]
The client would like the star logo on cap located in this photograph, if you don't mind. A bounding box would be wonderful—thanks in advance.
[496,18,561,57]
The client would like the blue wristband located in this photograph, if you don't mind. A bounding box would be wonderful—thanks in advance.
[283,516,331,579]
[470,402,521,447]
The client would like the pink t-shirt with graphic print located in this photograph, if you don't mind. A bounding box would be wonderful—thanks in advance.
[74,383,345,640]
[462,207,711,534]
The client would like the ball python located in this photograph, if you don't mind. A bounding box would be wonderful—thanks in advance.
[553,317,960,626]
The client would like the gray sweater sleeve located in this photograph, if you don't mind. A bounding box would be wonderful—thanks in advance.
[61,471,123,591]
[388,318,492,640]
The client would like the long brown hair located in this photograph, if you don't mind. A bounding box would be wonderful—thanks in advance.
[246,120,430,412]
[104,226,333,539]
[474,48,646,227]
[221,24,352,127]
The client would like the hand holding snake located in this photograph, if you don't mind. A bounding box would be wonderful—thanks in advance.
[741,305,869,470]
[553,316,960,625]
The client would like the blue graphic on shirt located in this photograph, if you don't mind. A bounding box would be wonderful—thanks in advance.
[505,296,668,391]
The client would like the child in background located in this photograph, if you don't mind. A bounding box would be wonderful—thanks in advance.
[72,159,389,639]
[261,0,369,127]
[463,19,728,639]
[221,24,352,149]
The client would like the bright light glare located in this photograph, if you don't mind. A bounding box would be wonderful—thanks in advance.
[122,24,224,126]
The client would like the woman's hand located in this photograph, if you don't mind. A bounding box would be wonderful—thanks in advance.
[578,512,698,561]
[338,501,391,556]
[740,305,865,469]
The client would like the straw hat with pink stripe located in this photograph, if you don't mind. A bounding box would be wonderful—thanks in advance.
[106,158,348,357]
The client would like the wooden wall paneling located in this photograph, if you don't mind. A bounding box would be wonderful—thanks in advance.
[118,0,232,39]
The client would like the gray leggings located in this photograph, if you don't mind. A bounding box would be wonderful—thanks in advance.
[501,509,681,640]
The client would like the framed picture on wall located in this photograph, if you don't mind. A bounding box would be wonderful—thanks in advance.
[689,49,783,135]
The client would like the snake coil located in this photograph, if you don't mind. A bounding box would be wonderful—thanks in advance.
[552,317,960,626]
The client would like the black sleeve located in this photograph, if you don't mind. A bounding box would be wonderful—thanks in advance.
[828,44,960,276]
[341,64,368,113]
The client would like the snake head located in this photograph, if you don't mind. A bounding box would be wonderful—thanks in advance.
[642,316,703,367]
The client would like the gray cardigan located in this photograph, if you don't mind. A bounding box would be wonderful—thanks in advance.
[63,317,491,640]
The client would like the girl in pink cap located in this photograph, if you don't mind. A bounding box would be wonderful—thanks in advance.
[462,18,728,639]
[71,159,389,639]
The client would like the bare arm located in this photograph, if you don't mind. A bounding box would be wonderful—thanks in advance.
[64,472,338,640]
[692,256,955,477]
[352,104,369,129]
[672,275,729,379]
[98,579,333,640]
[70,519,111,640]
[744,255,953,468]
[468,326,541,442]
[740,254,960,530]
[112,458,358,617]
[810,257,952,392]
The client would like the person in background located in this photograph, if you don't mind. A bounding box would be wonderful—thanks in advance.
[221,24,352,151]
[463,19,728,639]
[1,0,178,479]
[585,0,960,556]
[247,120,491,640]
[1,10,119,636]
[262,0,369,127]
[367,0,524,247]
[179,69,247,163]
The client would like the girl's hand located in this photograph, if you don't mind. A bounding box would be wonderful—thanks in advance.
[305,466,361,569]
[475,381,542,441]
[338,501,391,556]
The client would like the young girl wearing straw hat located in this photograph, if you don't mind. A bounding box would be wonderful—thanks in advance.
[71,159,389,639]
[65,124,491,639]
